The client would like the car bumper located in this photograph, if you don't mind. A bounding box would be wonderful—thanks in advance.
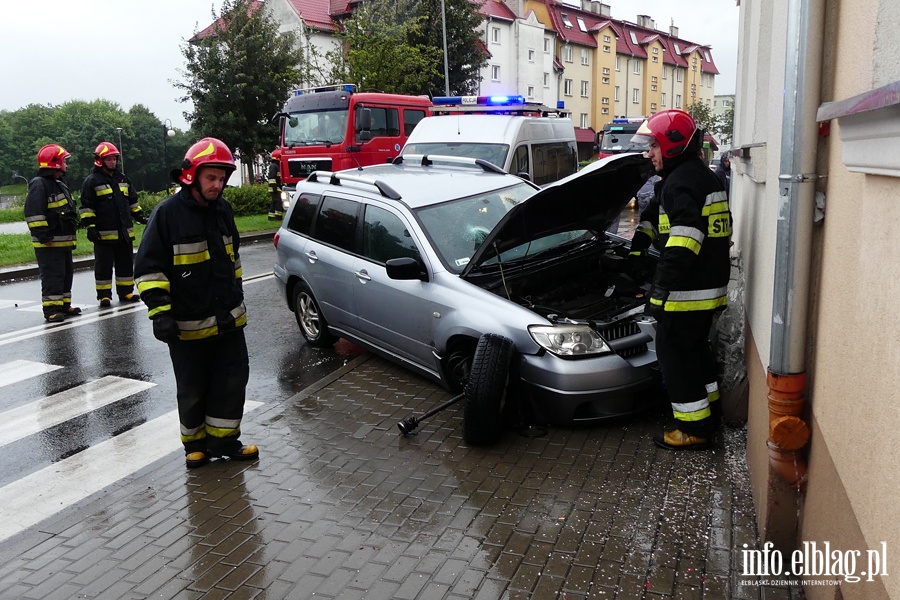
[517,351,661,425]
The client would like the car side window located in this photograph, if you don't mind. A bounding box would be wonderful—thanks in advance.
[532,141,578,186]
[286,193,321,236]
[513,145,529,177]
[362,205,420,264]
[403,109,427,136]
[312,196,360,251]
[361,107,401,138]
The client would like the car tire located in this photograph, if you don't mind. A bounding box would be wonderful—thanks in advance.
[293,282,336,348]
[463,333,513,446]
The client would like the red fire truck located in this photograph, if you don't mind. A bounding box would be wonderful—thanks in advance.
[595,118,647,159]
[273,84,432,202]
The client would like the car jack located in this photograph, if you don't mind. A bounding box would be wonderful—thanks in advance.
[397,393,464,435]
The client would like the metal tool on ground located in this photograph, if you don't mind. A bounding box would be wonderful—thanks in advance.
[397,393,464,435]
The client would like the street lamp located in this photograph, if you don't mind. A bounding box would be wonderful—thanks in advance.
[12,172,28,187]
[163,119,175,193]
[115,127,125,174]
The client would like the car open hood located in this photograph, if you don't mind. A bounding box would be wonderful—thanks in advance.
[461,153,654,277]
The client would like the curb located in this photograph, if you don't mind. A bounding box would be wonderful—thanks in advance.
[0,230,277,284]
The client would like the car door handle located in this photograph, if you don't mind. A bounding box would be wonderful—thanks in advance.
[354,269,371,282]
[305,250,318,262]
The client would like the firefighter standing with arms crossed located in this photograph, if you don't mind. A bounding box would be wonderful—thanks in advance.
[267,148,284,221]
[629,110,731,450]
[24,144,82,323]
[135,138,258,468]
[80,142,146,307]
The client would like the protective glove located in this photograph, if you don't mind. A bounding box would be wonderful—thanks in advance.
[625,253,644,278]
[134,212,148,225]
[86,227,100,243]
[644,286,668,320]
[152,315,181,344]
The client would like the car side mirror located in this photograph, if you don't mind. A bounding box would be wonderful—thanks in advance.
[386,257,428,282]
[516,171,531,182]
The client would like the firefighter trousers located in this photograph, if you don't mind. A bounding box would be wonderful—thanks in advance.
[654,310,721,437]
[167,330,250,454]
[94,240,135,300]
[35,247,74,318]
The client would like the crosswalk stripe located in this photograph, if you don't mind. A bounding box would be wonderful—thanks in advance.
[0,375,156,448]
[0,359,62,389]
[0,400,263,544]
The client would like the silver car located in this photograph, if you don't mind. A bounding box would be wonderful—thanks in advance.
[273,153,659,445]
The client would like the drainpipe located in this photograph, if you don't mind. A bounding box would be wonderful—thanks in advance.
[767,0,826,491]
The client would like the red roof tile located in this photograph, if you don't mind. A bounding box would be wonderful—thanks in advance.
[477,0,516,21]
[191,0,264,42]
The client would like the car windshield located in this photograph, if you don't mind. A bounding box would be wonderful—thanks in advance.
[601,129,647,152]
[403,142,509,170]
[284,110,349,146]
[415,183,535,273]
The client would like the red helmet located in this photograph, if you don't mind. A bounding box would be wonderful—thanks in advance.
[176,137,236,185]
[633,109,699,159]
[271,148,282,160]
[93,141,120,168]
[37,144,71,170]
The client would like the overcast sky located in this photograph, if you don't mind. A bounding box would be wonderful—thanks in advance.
[0,1,738,132]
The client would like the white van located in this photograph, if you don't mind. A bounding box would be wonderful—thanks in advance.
[400,96,578,186]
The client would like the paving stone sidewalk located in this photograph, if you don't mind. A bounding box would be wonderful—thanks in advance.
[0,355,805,599]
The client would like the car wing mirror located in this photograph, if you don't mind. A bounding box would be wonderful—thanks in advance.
[386,257,428,282]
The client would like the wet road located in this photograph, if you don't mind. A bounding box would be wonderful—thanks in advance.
[0,239,358,514]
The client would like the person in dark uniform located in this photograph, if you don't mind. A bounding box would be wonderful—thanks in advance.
[80,141,146,307]
[134,137,258,469]
[267,148,284,221]
[24,144,81,323]
[629,110,731,450]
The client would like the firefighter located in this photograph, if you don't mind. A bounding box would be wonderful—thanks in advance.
[79,141,146,307]
[24,144,81,323]
[134,138,257,468]
[267,148,284,221]
[629,109,731,450]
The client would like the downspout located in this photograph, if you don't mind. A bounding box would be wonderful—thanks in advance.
[767,0,826,491]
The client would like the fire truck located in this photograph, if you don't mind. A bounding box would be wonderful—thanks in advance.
[273,84,432,202]
[595,118,648,159]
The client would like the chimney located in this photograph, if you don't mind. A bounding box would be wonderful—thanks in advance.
[637,14,656,30]
[669,19,679,38]
[599,2,611,17]
[582,0,597,14]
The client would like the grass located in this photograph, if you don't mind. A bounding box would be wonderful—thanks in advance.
[0,213,277,269]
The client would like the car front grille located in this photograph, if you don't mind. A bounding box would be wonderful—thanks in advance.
[288,158,333,179]
[600,321,649,358]
[601,321,640,341]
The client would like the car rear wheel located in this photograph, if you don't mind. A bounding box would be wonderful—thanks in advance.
[293,282,336,347]
[463,334,513,446]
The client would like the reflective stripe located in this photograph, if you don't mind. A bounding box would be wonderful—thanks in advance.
[672,398,711,422]
[637,220,657,239]
[97,229,119,241]
[658,213,670,234]
[47,197,69,209]
[79,208,96,218]
[702,191,728,212]
[147,304,171,319]
[118,183,130,194]
[136,273,171,294]
[664,287,728,312]
[173,240,210,266]
[666,225,704,254]
[206,416,241,430]
[96,281,113,290]
[94,184,113,196]
[115,277,135,286]
[667,287,727,302]
[26,215,48,225]
[205,424,240,438]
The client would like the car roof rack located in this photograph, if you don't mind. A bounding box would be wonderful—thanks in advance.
[393,153,507,175]
[306,171,401,200]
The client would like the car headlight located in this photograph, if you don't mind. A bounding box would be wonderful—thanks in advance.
[528,324,612,357]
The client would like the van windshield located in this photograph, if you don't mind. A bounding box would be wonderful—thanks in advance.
[284,110,349,146]
[403,142,509,171]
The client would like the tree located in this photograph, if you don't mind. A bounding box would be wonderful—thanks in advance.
[408,0,487,96]
[175,0,304,179]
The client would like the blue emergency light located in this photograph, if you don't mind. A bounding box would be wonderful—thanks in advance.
[432,95,526,107]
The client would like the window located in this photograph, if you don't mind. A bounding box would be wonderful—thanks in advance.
[633,61,641,75]
[531,141,577,186]
[491,27,500,44]
[632,88,639,103]
[362,205,419,264]
[564,79,573,96]
[581,48,589,65]
[492,65,500,81]
[675,94,682,108]
[674,43,681,54]
[564,46,573,62]
[615,86,620,102]
[577,17,587,33]
[580,81,589,97]
[651,85,657,91]
[652,56,658,63]
[601,107,609,115]
[602,97,609,105]
[362,106,400,137]
[604,35,611,43]
[603,45,611,53]
[402,109,426,136]
[662,67,668,80]
[543,73,550,88]
[561,13,573,28]
[661,92,667,107]
[615,56,621,71]
[580,113,588,128]
[527,86,535,99]
[630,32,638,44]
[287,193,321,236]
[676,69,683,82]
[544,38,551,53]
[650,103,657,110]
[653,47,659,54]
[314,196,359,251]
[602,77,610,84]
[528,49,535,62]
[603,67,610,75]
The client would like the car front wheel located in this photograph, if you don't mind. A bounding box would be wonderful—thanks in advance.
[293,282,336,348]
[463,334,513,446]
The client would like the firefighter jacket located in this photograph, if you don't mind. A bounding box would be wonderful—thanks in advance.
[24,171,78,249]
[134,188,246,342]
[267,160,282,195]
[80,168,143,242]
[630,156,731,313]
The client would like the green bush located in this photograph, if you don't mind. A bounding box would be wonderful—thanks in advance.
[224,184,270,216]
